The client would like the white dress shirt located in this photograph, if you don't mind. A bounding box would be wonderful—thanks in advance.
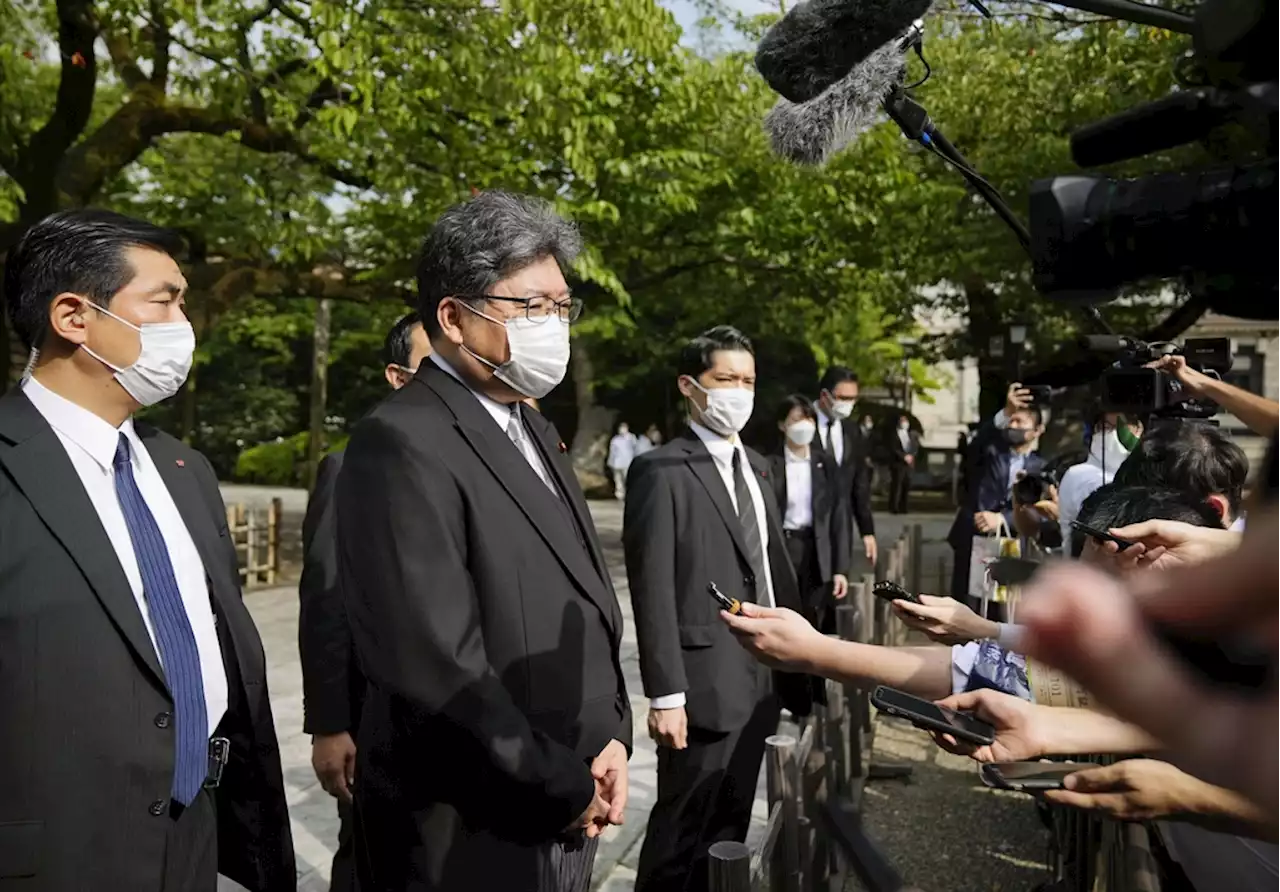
[817,410,844,464]
[782,449,814,531]
[651,421,777,712]
[23,378,228,736]
[430,354,558,494]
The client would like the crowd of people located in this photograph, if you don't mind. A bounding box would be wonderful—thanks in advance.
[0,193,1274,892]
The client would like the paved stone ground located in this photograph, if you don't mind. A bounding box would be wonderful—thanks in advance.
[217,493,959,892]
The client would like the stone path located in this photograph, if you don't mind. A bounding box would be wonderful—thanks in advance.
[219,496,956,891]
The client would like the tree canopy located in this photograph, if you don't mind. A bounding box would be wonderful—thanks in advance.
[1,0,1200,482]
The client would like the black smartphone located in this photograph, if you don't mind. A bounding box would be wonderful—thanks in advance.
[987,556,1042,586]
[707,582,741,615]
[873,580,922,605]
[1025,385,1053,407]
[870,685,996,746]
[979,761,1091,792]
[1069,520,1135,551]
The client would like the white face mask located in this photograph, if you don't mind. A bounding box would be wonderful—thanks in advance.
[785,420,816,446]
[1090,426,1132,481]
[688,380,754,436]
[459,302,570,399]
[80,302,195,407]
[830,399,855,420]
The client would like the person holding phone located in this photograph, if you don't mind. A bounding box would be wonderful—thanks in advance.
[947,382,1046,608]
[767,395,851,634]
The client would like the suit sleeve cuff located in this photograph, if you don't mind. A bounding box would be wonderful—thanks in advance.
[650,693,686,710]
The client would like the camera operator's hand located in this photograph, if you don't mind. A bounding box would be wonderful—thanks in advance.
[893,595,998,645]
[1005,382,1033,416]
[928,690,1047,763]
[1107,519,1241,568]
[1147,354,1212,397]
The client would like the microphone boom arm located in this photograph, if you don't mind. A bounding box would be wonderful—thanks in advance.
[883,87,1116,334]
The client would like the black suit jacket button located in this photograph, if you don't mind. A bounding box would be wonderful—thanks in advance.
[154,712,172,729]
[744,575,755,588]
[149,800,167,816]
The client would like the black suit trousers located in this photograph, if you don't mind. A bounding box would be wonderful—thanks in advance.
[330,798,358,892]
[889,464,911,514]
[635,694,781,892]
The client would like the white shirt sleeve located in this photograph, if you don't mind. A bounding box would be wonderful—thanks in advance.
[650,693,686,710]
[950,642,982,695]
[995,623,1026,652]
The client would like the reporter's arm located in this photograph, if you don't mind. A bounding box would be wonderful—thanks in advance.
[803,636,954,700]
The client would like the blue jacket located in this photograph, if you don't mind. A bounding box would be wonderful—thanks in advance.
[947,416,1045,550]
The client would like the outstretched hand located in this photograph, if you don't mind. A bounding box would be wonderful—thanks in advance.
[719,601,824,672]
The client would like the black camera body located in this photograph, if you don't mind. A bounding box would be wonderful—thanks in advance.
[1090,335,1233,418]
[1012,467,1059,507]
[1030,0,1276,316]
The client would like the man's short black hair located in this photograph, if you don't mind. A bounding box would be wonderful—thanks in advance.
[1072,483,1221,558]
[4,209,185,350]
[678,325,753,380]
[819,365,859,394]
[1113,421,1248,519]
[776,394,818,426]
[383,311,423,367]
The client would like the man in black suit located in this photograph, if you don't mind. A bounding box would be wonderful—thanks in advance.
[299,310,432,892]
[0,209,293,891]
[887,414,920,514]
[624,326,812,892]
[815,366,878,569]
[336,191,631,892]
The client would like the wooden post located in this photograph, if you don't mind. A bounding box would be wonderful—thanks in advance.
[766,735,802,892]
[937,554,949,600]
[267,497,281,585]
[707,840,752,892]
[245,505,258,585]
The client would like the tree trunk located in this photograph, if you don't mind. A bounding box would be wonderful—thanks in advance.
[568,339,614,495]
[306,298,332,492]
[963,279,1008,421]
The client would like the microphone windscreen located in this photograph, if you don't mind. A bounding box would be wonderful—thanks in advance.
[764,43,906,167]
[755,0,933,104]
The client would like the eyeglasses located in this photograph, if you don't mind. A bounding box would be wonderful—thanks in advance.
[455,293,583,324]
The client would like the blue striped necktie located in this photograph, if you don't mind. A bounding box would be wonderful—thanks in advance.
[113,434,208,804]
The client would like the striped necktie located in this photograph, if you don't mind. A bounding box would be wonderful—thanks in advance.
[113,434,208,804]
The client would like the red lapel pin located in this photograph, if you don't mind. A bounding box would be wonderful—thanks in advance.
[558,441,567,454]
[175,459,185,468]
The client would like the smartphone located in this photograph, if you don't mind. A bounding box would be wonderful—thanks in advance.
[987,556,1042,586]
[1025,385,1053,407]
[707,582,742,615]
[979,761,1091,792]
[873,580,923,605]
[870,685,996,746]
[1069,520,1135,551]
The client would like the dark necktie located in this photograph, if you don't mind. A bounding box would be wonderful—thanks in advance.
[731,449,768,604]
[114,434,208,804]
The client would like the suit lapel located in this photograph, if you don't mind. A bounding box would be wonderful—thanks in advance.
[0,391,167,690]
[680,433,752,568]
[521,407,622,638]
[749,449,801,611]
[137,429,234,609]
[425,370,617,633]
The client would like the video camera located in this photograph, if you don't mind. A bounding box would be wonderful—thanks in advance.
[1029,0,1276,318]
[1083,333,1233,418]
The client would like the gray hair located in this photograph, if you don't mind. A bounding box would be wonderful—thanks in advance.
[416,190,583,334]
